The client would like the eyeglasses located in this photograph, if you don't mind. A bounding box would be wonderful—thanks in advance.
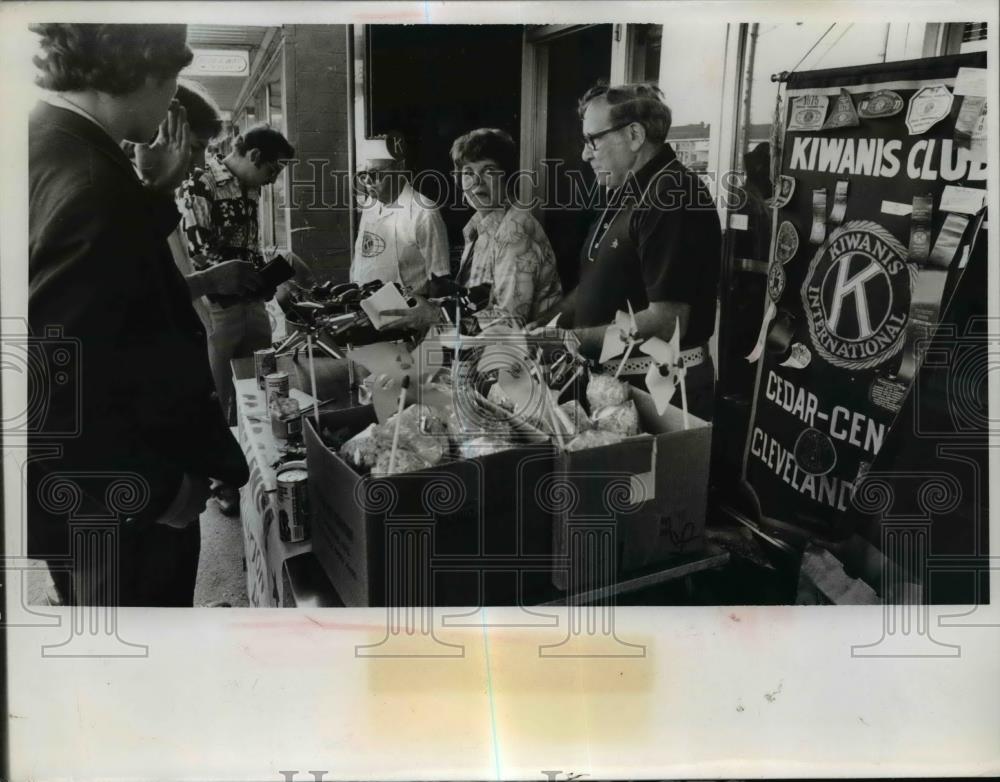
[582,121,634,151]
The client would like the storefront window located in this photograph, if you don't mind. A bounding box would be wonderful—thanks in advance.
[266,67,287,253]
[253,54,288,255]
[627,24,662,84]
[657,24,730,203]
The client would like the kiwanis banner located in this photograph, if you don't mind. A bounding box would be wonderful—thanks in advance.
[742,53,988,541]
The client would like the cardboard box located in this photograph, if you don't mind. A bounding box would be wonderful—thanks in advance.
[303,387,712,605]
[551,388,712,591]
[305,406,558,607]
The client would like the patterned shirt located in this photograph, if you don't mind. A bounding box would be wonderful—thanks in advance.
[178,154,263,270]
[457,206,562,323]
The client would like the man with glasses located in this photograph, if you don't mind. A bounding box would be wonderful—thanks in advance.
[351,136,449,294]
[542,82,722,421]
[178,122,294,513]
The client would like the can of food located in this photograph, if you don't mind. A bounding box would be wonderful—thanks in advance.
[264,371,290,406]
[285,402,303,444]
[276,461,310,543]
[270,397,301,442]
[254,349,277,390]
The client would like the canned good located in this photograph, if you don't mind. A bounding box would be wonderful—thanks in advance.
[254,349,277,390]
[276,461,310,543]
[270,397,301,442]
[264,371,290,406]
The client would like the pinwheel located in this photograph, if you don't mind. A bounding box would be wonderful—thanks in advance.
[599,301,640,379]
[639,317,690,428]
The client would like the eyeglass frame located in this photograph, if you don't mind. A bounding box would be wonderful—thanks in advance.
[582,121,637,151]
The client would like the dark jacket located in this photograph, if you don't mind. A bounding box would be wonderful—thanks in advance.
[28,101,249,558]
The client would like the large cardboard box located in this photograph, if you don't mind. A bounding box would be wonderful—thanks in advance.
[305,407,558,607]
[304,388,712,605]
[551,389,712,591]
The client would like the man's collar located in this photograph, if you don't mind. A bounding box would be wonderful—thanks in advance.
[394,181,414,209]
[631,143,678,189]
[613,144,679,205]
[34,98,136,180]
[40,94,113,139]
[208,153,236,185]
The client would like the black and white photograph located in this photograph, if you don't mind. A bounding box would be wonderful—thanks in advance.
[1,2,998,779]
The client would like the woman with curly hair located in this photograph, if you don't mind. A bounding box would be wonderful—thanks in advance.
[28,24,249,606]
[383,128,562,331]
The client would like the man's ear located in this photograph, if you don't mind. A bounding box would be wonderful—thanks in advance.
[629,122,647,151]
[248,148,262,166]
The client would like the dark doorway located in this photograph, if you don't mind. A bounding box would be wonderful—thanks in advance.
[365,25,524,262]
[540,25,612,292]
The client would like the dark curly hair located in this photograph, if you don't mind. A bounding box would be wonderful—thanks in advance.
[578,81,672,144]
[234,124,295,164]
[30,24,193,95]
[450,128,517,180]
[175,80,223,141]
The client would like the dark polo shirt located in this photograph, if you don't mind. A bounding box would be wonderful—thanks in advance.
[574,144,722,350]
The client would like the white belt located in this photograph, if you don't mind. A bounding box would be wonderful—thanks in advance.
[604,344,708,377]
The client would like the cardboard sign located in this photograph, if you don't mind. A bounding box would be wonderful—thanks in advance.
[360,282,411,330]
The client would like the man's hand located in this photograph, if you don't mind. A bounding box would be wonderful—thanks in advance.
[135,101,192,194]
[381,294,445,333]
[187,260,264,299]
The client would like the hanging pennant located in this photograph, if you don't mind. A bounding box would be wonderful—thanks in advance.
[767,260,786,303]
[766,175,796,209]
[907,195,933,264]
[905,84,954,135]
[787,95,829,132]
[746,300,776,364]
[970,101,988,162]
[954,96,986,147]
[858,89,904,119]
[896,213,970,384]
[775,221,799,264]
[939,185,987,216]
[769,93,785,187]
[822,88,860,130]
[792,428,838,476]
[809,188,827,244]
[779,343,812,370]
[829,180,849,224]
[928,212,970,270]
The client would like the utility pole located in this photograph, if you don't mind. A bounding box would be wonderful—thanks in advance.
[740,23,760,170]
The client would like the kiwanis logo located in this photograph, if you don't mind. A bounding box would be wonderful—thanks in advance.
[361,231,386,258]
[801,220,914,371]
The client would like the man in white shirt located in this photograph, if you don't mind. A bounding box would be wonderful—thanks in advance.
[352,143,450,293]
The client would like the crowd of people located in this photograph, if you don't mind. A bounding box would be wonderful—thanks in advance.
[28,23,721,607]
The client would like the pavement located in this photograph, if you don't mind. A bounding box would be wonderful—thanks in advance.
[25,497,250,607]
[193,497,251,607]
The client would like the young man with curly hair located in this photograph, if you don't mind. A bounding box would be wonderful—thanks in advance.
[28,23,249,606]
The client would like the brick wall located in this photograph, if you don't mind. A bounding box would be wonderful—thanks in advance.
[283,25,353,284]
